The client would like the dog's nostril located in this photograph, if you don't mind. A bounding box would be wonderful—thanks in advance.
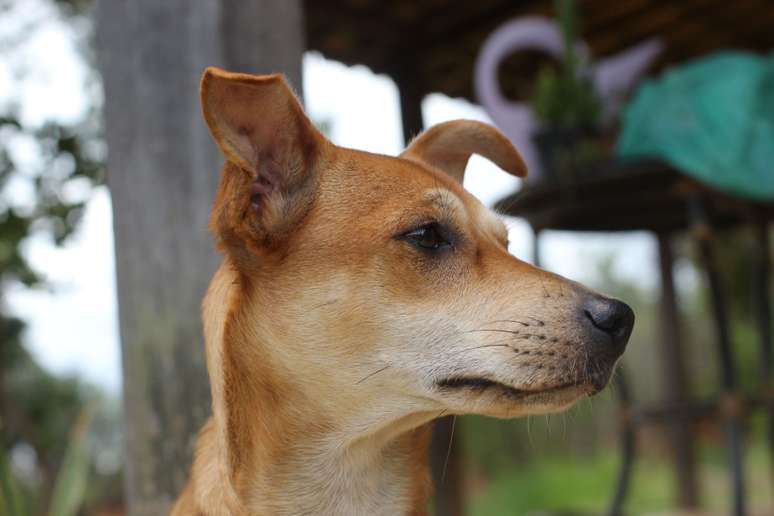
[585,308,619,333]
[583,297,635,349]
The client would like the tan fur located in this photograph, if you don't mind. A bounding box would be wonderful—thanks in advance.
[171,68,631,515]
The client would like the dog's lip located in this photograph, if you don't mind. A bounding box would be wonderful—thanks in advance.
[436,376,586,399]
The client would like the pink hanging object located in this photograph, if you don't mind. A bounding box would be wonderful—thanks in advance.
[474,17,663,183]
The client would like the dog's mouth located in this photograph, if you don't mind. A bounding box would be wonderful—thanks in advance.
[436,376,594,400]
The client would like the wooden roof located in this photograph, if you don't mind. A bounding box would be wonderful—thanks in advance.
[305,0,774,102]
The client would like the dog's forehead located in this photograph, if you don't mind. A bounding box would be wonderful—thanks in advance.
[321,148,455,200]
[318,147,507,238]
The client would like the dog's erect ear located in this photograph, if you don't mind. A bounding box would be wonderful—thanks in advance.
[200,67,326,252]
[401,120,527,183]
[200,67,322,177]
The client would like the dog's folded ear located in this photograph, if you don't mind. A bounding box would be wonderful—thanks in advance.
[200,67,327,253]
[401,120,527,184]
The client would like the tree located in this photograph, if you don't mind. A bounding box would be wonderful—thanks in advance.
[95,1,304,513]
[0,0,108,511]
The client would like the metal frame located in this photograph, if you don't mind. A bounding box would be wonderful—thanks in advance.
[530,189,772,516]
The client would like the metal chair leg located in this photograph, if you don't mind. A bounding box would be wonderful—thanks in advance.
[607,370,636,516]
[753,222,774,494]
[691,198,746,516]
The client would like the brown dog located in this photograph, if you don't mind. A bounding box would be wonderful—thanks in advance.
[171,67,634,515]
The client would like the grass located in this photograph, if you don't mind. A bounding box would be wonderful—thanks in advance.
[467,451,670,515]
[466,441,774,515]
[0,406,92,516]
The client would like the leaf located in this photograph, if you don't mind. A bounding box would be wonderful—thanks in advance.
[0,442,29,516]
[47,406,93,516]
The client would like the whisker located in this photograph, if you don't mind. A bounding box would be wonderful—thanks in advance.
[539,274,549,299]
[465,329,546,343]
[356,365,391,385]
[464,328,521,335]
[449,343,512,356]
[464,328,519,335]
[495,188,529,216]
[441,415,457,485]
[485,319,531,326]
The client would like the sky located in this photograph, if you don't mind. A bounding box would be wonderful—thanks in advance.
[1,0,664,394]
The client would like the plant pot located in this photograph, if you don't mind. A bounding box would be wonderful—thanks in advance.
[532,127,612,184]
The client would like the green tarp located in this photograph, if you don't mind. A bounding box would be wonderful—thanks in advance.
[617,51,774,202]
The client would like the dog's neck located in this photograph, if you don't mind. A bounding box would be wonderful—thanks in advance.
[197,261,433,515]
[241,419,432,516]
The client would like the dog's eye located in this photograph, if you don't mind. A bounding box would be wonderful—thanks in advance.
[401,223,452,251]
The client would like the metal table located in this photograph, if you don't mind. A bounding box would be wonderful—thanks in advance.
[495,159,774,516]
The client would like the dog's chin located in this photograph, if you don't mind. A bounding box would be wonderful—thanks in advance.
[435,375,606,418]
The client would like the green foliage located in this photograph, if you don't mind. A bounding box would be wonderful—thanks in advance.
[0,443,29,516]
[466,440,774,515]
[52,0,91,15]
[466,452,670,516]
[530,0,601,130]
[0,0,110,512]
[0,115,104,275]
[47,407,92,516]
[0,407,93,516]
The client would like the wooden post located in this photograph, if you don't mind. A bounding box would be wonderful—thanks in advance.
[94,2,304,514]
[532,227,542,267]
[691,201,746,516]
[396,66,425,144]
[753,222,774,491]
[656,233,699,509]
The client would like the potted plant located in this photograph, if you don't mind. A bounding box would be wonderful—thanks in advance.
[530,0,608,183]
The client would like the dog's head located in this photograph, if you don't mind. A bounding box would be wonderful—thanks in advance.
[200,68,633,426]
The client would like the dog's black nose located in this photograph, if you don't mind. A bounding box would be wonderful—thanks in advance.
[582,296,635,355]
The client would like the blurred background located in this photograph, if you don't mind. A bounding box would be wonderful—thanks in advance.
[0,0,773,515]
